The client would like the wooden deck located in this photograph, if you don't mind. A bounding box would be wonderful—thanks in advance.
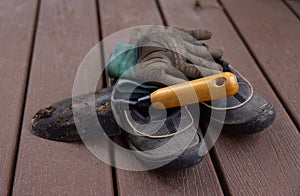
[0,0,299,195]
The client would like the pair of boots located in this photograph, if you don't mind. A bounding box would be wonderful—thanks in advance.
[31,27,275,170]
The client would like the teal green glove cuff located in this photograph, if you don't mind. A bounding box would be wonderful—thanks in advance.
[107,42,137,79]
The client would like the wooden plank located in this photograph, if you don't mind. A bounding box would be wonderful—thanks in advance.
[99,0,224,195]
[159,0,300,194]
[0,0,38,194]
[99,0,162,36]
[12,0,113,195]
[114,160,222,196]
[285,0,300,18]
[220,0,300,128]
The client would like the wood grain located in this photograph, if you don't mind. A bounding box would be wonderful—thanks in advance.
[99,0,223,195]
[220,0,300,128]
[0,0,38,194]
[12,0,113,195]
[159,0,300,194]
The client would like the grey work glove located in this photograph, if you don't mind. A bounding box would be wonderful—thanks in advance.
[107,26,224,86]
[129,27,224,86]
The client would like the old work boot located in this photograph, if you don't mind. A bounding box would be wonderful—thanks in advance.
[31,87,120,142]
[200,58,276,133]
[111,79,205,170]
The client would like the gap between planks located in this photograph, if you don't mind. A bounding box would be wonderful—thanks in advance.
[282,0,300,20]
[155,0,230,194]
[95,0,119,195]
[8,0,41,195]
[217,0,300,131]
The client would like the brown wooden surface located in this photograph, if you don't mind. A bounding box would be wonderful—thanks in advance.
[99,0,162,37]
[0,0,38,194]
[159,0,300,194]
[0,0,298,195]
[285,0,300,17]
[99,0,223,195]
[220,0,300,129]
[12,0,113,195]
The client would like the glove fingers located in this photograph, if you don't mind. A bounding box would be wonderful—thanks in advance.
[184,41,223,59]
[135,59,187,86]
[184,41,211,58]
[146,66,187,86]
[185,63,222,78]
[186,53,223,71]
[207,46,223,59]
[176,28,212,40]
[177,62,203,78]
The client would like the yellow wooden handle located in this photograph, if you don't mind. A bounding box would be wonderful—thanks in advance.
[150,72,238,109]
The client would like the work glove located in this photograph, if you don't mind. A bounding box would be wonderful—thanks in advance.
[108,26,223,86]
